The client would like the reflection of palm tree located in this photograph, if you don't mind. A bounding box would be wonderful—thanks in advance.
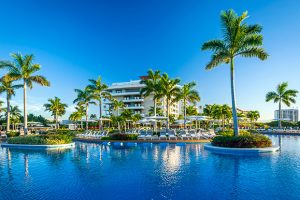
[202,10,268,135]
[44,97,68,129]
[87,76,111,130]
[0,53,50,134]
[177,82,200,129]
[266,82,298,128]
[74,87,96,130]
[0,75,22,132]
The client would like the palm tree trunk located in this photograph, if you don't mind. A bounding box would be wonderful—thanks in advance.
[230,59,239,136]
[117,108,120,133]
[166,99,169,132]
[6,95,10,133]
[23,82,28,134]
[99,99,102,130]
[153,97,157,130]
[279,100,282,128]
[86,103,89,131]
[184,99,187,129]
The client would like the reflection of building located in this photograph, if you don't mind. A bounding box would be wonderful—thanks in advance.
[274,109,299,122]
[103,77,190,117]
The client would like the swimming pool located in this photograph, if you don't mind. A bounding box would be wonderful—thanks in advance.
[1,135,300,200]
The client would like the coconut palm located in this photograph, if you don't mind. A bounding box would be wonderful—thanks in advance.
[203,104,217,128]
[74,105,86,129]
[0,75,22,132]
[186,106,198,116]
[9,105,22,130]
[177,82,200,129]
[111,99,124,131]
[140,70,161,116]
[148,106,163,116]
[219,104,232,130]
[266,82,298,128]
[0,53,50,134]
[201,10,268,135]
[157,73,181,131]
[69,112,82,130]
[247,110,260,129]
[132,113,142,128]
[44,97,68,129]
[87,76,111,130]
[73,87,96,130]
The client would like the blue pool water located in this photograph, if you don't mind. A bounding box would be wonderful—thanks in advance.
[1,135,300,200]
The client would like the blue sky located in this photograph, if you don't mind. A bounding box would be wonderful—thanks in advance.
[0,0,300,120]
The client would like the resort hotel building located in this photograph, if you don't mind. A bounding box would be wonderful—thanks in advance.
[103,77,191,117]
[274,108,299,122]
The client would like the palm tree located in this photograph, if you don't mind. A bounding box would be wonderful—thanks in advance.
[201,10,268,136]
[0,75,22,132]
[203,104,217,128]
[0,53,50,134]
[247,110,260,129]
[266,82,298,128]
[132,113,142,128]
[9,105,22,130]
[140,70,161,116]
[74,105,86,129]
[73,87,96,130]
[44,97,68,129]
[186,106,198,116]
[87,76,111,130]
[177,82,200,129]
[148,106,163,116]
[219,104,232,130]
[111,99,124,131]
[69,112,82,130]
[158,73,181,131]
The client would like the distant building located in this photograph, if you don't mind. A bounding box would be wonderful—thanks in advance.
[103,77,191,117]
[274,109,299,122]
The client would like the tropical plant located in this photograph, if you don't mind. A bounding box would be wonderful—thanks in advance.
[148,106,163,116]
[87,76,111,130]
[132,113,142,128]
[90,114,97,120]
[140,69,161,117]
[0,53,50,134]
[111,99,125,131]
[201,10,268,135]
[157,73,180,131]
[219,104,232,130]
[9,105,22,130]
[177,82,200,129]
[247,110,260,128]
[44,97,68,129]
[266,82,298,128]
[0,75,22,132]
[185,106,198,116]
[73,87,96,130]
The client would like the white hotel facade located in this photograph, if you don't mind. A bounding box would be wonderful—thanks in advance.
[274,108,299,122]
[103,78,188,117]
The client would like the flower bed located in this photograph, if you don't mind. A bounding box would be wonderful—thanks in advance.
[212,132,272,148]
[7,134,73,145]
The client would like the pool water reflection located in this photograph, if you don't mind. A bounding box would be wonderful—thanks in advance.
[1,135,300,200]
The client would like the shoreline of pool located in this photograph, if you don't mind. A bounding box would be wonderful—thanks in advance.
[74,138,210,143]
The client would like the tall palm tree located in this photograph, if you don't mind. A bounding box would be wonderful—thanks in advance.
[73,87,96,130]
[0,75,22,132]
[158,73,181,131]
[74,105,86,129]
[203,104,217,128]
[186,106,198,116]
[177,82,200,129]
[69,112,81,130]
[44,97,68,129]
[148,106,163,116]
[219,104,232,130]
[140,70,161,117]
[201,10,268,136]
[0,53,50,134]
[266,82,298,128]
[87,76,111,130]
[111,99,124,131]
[247,110,260,129]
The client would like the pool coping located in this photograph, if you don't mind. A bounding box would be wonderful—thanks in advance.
[74,138,210,143]
[204,143,280,155]
[1,142,75,149]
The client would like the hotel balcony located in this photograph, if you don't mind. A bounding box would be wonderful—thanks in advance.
[124,105,144,110]
[111,91,140,96]
[122,98,144,103]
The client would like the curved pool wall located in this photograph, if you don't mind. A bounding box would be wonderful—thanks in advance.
[204,143,280,155]
[1,142,75,149]
[1,135,300,199]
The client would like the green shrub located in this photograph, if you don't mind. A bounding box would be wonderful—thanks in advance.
[212,133,272,148]
[6,131,20,138]
[101,133,138,141]
[8,134,73,145]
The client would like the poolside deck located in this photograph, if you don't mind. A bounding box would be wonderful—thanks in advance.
[74,137,210,143]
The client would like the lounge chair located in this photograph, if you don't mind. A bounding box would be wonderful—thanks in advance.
[159,130,167,140]
[179,130,190,140]
[138,130,147,140]
[168,130,177,140]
